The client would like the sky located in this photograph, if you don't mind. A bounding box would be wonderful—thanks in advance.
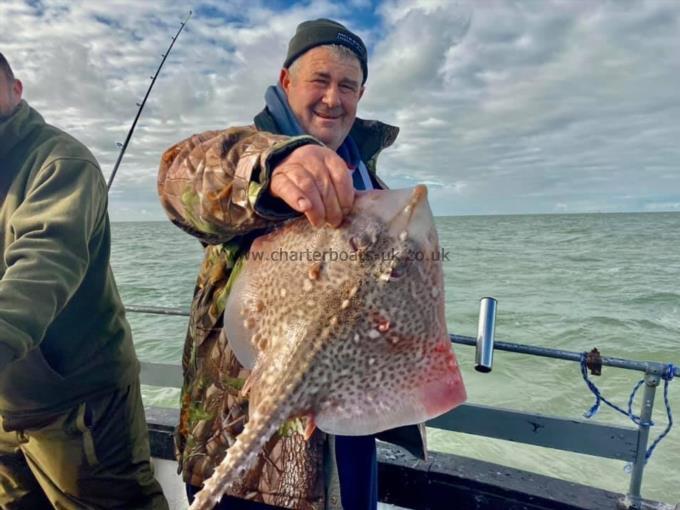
[1,0,679,220]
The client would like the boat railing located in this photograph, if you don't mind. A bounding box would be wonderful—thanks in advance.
[126,301,678,510]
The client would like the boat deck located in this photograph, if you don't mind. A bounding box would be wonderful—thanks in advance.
[146,407,677,510]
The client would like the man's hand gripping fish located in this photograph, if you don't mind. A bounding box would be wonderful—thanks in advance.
[190,186,467,510]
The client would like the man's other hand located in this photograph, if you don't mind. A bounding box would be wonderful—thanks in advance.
[270,145,355,228]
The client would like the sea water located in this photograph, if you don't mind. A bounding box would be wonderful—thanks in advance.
[111,212,680,503]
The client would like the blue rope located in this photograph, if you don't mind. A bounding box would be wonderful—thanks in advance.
[580,355,676,463]
[579,353,650,424]
[644,364,676,462]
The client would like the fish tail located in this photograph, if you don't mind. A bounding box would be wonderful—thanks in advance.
[189,343,318,509]
[187,403,284,510]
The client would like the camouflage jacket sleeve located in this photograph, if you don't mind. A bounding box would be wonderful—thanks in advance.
[158,125,321,244]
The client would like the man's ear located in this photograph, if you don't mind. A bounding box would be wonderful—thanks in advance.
[279,68,291,93]
[13,79,23,103]
[358,85,365,101]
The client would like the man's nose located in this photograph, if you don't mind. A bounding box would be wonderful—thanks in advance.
[322,85,341,109]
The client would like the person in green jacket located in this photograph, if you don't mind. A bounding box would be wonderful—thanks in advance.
[0,52,168,509]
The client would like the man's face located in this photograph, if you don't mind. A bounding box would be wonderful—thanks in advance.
[281,46,364,150]
[0,71,22,120]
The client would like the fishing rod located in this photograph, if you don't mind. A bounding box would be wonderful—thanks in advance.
[107,10,192,191]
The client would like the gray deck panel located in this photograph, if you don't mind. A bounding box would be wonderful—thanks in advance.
[141,362,183,388]
[427,402,639,461]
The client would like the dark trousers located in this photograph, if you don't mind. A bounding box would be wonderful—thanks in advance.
[0,383,167,510]
[186,485,282,509]
[335,435,378,510]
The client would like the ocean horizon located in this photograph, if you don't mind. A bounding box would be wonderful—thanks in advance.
[111,209,680,223]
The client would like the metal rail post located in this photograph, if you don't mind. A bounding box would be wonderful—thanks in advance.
[619,372,660,509]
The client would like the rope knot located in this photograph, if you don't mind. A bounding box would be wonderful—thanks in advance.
[663,363,677,381]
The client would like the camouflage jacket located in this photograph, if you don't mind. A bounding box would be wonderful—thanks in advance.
[157,108,426,509]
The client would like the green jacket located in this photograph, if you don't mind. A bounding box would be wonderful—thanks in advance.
[0,100,139,424]
[158,108,426,509]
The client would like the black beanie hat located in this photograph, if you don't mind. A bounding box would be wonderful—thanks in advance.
[283,18,368,84]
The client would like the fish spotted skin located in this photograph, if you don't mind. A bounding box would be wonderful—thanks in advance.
[190,186,466,510]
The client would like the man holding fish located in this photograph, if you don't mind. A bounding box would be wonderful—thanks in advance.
[158,19,465,510]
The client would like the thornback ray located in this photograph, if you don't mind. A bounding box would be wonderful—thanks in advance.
[190,185,466,510]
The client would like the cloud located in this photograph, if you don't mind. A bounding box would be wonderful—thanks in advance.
[2,0,679,219]
[373,0,680,214]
